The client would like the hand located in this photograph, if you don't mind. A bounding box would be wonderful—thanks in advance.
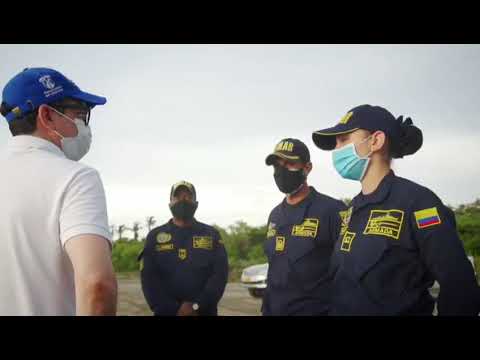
[177,302,196,316]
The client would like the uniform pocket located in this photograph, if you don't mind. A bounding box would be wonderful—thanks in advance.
[287,238,328,292]
[350,237,389,282]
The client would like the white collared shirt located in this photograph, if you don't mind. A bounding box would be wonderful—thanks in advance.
[0,135,111,315]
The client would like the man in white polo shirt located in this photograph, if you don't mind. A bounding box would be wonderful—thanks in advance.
[0,67,117,315]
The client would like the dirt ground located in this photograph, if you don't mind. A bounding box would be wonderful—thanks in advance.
[116,274,262,316]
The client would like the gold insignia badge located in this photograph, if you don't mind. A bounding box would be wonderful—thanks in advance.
[340,231,356,252]
[156,232,172,244]
[275,236,286,252]
[178,248,187,260]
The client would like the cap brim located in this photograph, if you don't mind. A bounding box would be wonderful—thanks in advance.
[265,152,302,166]
[70,90,107,107]
[312,125,359,150]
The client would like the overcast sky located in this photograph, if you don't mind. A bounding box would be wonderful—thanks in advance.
[1,44,479,238]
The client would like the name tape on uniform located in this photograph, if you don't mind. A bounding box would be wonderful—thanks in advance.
[156,243,174,252]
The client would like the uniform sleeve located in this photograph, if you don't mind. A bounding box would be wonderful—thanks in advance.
[140,232,181,316]
[262,213,272,316]
[60,167,111,247]
[411,190,480,315]
[194,230,229,310]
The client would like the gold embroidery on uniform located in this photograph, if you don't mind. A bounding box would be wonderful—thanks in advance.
[275,236,286,252]
[363,209,404,240]
[291,218,319,238]
[267,222,276,238]
[339,207,353,236]
[156,232,172,244]
[340,231,356,252]
[178,248,187,260]
[193,236,213,250]
[156,243,174,251]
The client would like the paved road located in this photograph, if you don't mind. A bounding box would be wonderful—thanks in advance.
[117,276,262,316]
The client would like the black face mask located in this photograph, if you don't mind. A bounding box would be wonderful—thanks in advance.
[170,200,198,221]
[273,165,306,194]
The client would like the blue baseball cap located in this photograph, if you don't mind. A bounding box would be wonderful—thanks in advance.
[1,67,107,122]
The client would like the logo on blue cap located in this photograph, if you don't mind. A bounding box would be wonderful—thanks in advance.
[39,75,55,90]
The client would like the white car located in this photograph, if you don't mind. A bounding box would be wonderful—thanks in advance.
[241,263,268,298]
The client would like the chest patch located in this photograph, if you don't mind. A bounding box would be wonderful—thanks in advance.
[363,209,404,240]
[291,218,319,238]
[193,236,213,250]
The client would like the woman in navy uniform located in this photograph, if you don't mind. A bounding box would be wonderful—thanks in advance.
[262,138,346,316]
[139,181,229,316]
[312,104,480,315]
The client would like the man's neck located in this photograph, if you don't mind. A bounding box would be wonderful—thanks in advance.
[173,218,193,228]
[361,161,391,195]
[286,183,311,205]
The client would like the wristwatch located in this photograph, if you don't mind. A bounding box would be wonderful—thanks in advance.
[192,303,200,311]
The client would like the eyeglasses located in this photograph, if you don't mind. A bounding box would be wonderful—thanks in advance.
[49,102,91,126]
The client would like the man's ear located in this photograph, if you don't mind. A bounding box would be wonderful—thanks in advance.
[36,104,54,132]
[304,162,313,176]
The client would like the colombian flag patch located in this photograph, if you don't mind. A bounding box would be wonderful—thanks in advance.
[414,207,441,229]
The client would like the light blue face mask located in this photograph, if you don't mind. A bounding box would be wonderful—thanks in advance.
[332,136,372,181]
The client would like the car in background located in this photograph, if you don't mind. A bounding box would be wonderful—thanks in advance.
[241,263,268,298]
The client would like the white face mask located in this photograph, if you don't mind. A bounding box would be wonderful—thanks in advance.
[48,106,92,161]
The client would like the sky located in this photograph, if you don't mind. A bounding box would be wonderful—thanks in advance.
[0,44,479,239]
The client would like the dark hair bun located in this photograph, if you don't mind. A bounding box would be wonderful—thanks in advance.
[391,116,423,158]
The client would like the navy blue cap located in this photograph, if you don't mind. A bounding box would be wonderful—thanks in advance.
[265,138,310,166]
[1,67,107,122]
[312,104,423,158]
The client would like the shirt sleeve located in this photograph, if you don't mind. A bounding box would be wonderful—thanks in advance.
[411,189,480,315]
[59,166,111,247]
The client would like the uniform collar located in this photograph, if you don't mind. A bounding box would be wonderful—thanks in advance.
[351,170,396,210]
[278,186,317,226]
[168,218,200,232]
[7,135,65,158]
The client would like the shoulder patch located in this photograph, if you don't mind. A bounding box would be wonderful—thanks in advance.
[339,207,352,236]
[414,207,441,229]
[267,222,276,238]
